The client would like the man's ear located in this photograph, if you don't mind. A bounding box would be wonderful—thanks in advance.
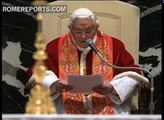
[68,26,72,33]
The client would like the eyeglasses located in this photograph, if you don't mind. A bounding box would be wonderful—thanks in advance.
[71,27,96,36]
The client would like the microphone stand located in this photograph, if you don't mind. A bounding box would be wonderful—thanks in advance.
[96,51,154,114]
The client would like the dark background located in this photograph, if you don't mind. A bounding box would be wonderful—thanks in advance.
[2,0,162,114]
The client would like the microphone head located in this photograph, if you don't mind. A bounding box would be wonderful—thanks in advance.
[86,39,93,45]
[85,39,99,53]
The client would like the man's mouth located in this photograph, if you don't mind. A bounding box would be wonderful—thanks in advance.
[79,41,86,44]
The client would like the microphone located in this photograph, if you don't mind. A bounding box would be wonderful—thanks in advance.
[86,39,99,53]
[86,39,154,114]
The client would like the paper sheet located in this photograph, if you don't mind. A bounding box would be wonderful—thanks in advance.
[67,73,104,93]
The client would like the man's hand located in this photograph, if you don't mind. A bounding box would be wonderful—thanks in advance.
[24,78,36,94]
[92,82,113,95]
[54,80,73,93]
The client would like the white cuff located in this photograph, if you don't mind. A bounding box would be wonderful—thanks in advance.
[113,71,149,83]
[29,70,59,88]
[109,76,138,105]
[42,70,59,88]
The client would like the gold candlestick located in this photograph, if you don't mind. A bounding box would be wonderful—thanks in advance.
[25,0,56,114]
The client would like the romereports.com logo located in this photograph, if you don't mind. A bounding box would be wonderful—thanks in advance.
[3,5,67,13]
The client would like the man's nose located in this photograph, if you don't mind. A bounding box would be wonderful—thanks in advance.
[81,31,87,38]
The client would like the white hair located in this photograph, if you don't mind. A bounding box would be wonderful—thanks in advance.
[68,8,99,27]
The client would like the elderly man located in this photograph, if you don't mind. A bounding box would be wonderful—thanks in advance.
[26,8,148,114]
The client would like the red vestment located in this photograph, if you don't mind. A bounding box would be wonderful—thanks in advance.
[26,30,141,114]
